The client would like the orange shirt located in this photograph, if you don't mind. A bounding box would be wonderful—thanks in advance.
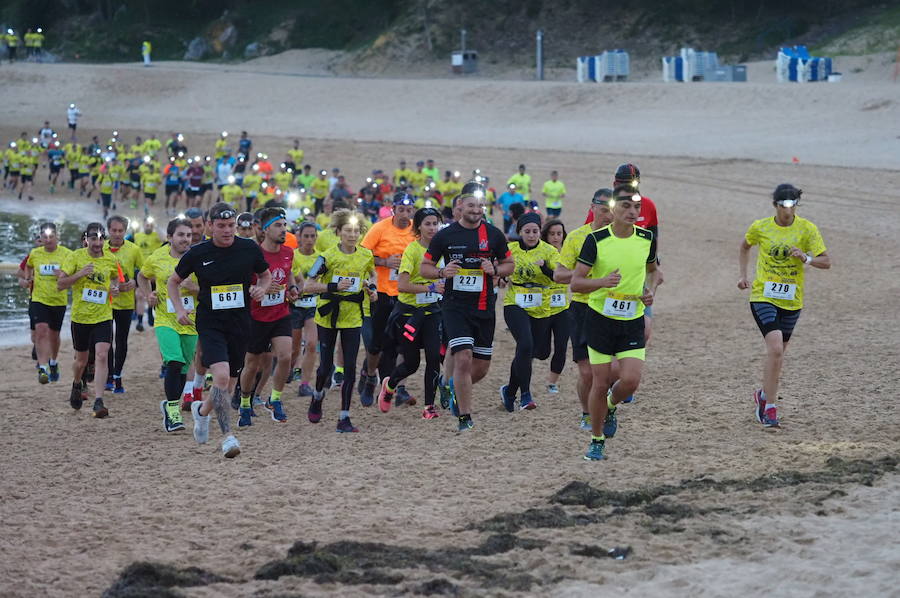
[284,231,298,250]
[361,217,415,295]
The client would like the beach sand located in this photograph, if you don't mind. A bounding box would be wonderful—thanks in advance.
[0,57,898,596]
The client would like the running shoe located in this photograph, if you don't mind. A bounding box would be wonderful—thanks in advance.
[113,378,125,394]
[203,373,212,391]
[331,369,344,389]
[307,391,324,423]
[160,400,185,433]
[135,322,144,332]
[580,413,591,431]
[267,400,287,423]
[336,417,359,433]
[69,383,84,410]
[547,383,559,394]
[297,382,314,397]
[448,378,459,417]
[159,364,167,379]
[457,415,473,432]
[104,377,114,392]
[181,393,194,412]
[221,435,241,458]
[360,376,377,407]
[252,395,265,408]
[92,398,109,419]
[762,406,780,428]
[290,368,301,384]
[584,440,606,461]
[519,392,536,410]
[378,377,394,413]
[396,385,416,406]
[603,405,618,438]
[38,367,49,385]
[437,374,452,409]
[499,385,516,413]
[753,388,766,424]
[48,363,60,382]
[622,394,635,404]
[422,405,440,419]
[191,400,210,444]
[238,407,253,427]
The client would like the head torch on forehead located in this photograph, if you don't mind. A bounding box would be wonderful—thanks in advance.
[211,208,236,221]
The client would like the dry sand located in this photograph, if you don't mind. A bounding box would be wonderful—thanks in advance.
[0,57,899,597]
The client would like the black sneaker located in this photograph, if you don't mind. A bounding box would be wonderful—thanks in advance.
[69,383,84,410]
[136,322,145,332]
[92,398,109,418]
[49,363,60,382]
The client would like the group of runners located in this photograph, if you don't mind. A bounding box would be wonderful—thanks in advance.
[16,125,831,461]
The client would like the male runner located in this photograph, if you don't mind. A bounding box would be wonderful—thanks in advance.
[138,218,199,432]
[58,223,121,418]
[571,186,660,461]
[554,189,614,430]
[25,223,72,384]
[105,215,143,393]
[421,181,513,431]
[170,203,271,458]
[359,192,416,404]
[738,184,831,428]
[238,207,301,426]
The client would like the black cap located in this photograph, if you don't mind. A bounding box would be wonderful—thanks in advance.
[516,211,542,233]
[614,163,640,188]
[773,184,802,202]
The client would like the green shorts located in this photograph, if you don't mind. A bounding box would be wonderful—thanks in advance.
[155,326,198,373]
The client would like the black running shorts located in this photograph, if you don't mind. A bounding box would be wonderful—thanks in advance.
[442,301,495,359]
[247,315,292,354]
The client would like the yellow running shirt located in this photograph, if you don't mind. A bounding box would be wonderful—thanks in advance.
[397,240,442,307]
[578,225,656,321]
[133,231,163,258]
[558,223,593,305]
[61,248,120,324]
[26,245,72,307]
[140,246,197,335]
[745,216,826,310]
[314,245,374,329]
[105,240,144,310]
[503,240,559,318]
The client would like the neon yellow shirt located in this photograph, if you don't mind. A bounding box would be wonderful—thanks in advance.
[105,240,144,310]
[558,223,592,304]
[133,231,163,258]
[397,240,443,307]
[309,178,330,200]
[140,247,197,335]
[220,183,243,209]
[61,248,120,324]
[502,240,559,318]
[745,216,826,310]
[507,173,532,200]
[542,180,567,209]
[26,245,72,307]
[141,171,161,194]
[314,245,374,329]
[577,225,656,321]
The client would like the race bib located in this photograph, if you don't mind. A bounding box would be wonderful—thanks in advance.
[515,292,542,309]
[389,268,399,281]
[415,291,439,304]
[261,289,285,307]
[211,284,244,309]
[763,280,796,301]
[332,272,361,293]
[39,263,60,276]
[295,294,317,308]
[550,293,568,308]
[602,294,638,318]
[454,269,483,292]
[82,287,107,304]
[166,295,195,313]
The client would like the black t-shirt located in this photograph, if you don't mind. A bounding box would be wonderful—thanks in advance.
[175,237,269,324]
[425,221,510,311]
